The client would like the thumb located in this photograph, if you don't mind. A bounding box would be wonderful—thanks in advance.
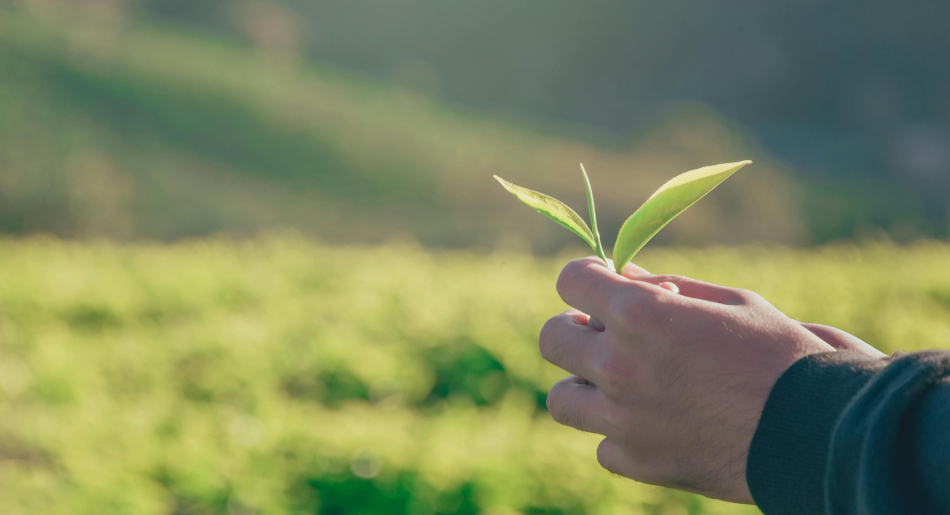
[801,323,887,358]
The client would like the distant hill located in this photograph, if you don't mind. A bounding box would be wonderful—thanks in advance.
[140,0,950,242]
[0,5,829,251]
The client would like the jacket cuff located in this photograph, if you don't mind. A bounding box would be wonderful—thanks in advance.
[746,351,890,515]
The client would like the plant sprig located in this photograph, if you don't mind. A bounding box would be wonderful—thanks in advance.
[580,164,608,268]
[494,160,752,273]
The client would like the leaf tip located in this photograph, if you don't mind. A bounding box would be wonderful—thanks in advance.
[731,160,753,173]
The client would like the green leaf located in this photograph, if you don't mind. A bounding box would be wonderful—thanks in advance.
[612,160,752,274]
[493,175,596,251]
[580,164,609,268]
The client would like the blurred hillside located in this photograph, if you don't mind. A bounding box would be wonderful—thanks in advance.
[0,2,943,249]
[144,0,950,240]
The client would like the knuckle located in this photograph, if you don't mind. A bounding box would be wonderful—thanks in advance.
[607,291,634,322]
[557,258,606,302]
[546,384,574,426]
[657,274,689,285]
[596,439,621,474]
[609,286,661,327]
[735,288,764,305]
[545,384,562,415]
[538,317,559,357]
[593,352,635,394]
[596,438,675,487]
[556,260,586,297]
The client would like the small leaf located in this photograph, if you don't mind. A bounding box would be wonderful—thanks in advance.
[612,160,752,273]
[580,164,609,268]
[493,175,596,251]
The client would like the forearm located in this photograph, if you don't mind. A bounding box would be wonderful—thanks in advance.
[747,350,950,514]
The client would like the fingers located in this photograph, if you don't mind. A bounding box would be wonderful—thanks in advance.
[588,261,658,332]
[587,316,606,332]
[627,274,747,305]
[596,438,657,481]
[597,438,636,478]
[568,258,745,307]
[557,257,661,324]
[801,323,887,358]
[546,376,608,434]
[556,257,626,320]
[596,438,675,488]
[539,309,602,379]
[620,261,650,276]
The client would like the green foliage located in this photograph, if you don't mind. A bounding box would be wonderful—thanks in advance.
[0,235,949,514]
[495,161,751,273]
[612,160,751,273]
[493,175,597,254]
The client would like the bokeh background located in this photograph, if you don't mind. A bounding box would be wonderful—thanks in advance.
[0,1,949,514]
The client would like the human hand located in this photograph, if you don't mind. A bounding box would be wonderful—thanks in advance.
[540,257,876,503]
[582,264,884,360]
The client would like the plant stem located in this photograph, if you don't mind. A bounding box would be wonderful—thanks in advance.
[580,164,610,270]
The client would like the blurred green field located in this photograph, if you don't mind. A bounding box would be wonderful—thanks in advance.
[1,235,949,514]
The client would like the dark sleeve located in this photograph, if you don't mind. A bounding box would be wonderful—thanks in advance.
[746,350,950,515]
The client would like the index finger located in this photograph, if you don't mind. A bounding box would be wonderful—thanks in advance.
[556,257,659,324]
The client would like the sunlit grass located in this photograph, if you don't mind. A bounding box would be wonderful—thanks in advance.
[0,234,948,514]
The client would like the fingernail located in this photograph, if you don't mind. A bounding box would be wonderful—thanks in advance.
[659,281,680,294]
[587,316,606,332]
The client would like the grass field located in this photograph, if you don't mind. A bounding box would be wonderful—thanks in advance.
[0,235,948,514]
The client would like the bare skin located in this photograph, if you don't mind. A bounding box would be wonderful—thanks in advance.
[541,257,886,504]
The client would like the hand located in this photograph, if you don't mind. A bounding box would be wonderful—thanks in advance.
[540,257,880,503]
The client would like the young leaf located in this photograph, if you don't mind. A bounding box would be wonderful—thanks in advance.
[493,175,596,251]
[580,164,609,268]
[612,160,752,274]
